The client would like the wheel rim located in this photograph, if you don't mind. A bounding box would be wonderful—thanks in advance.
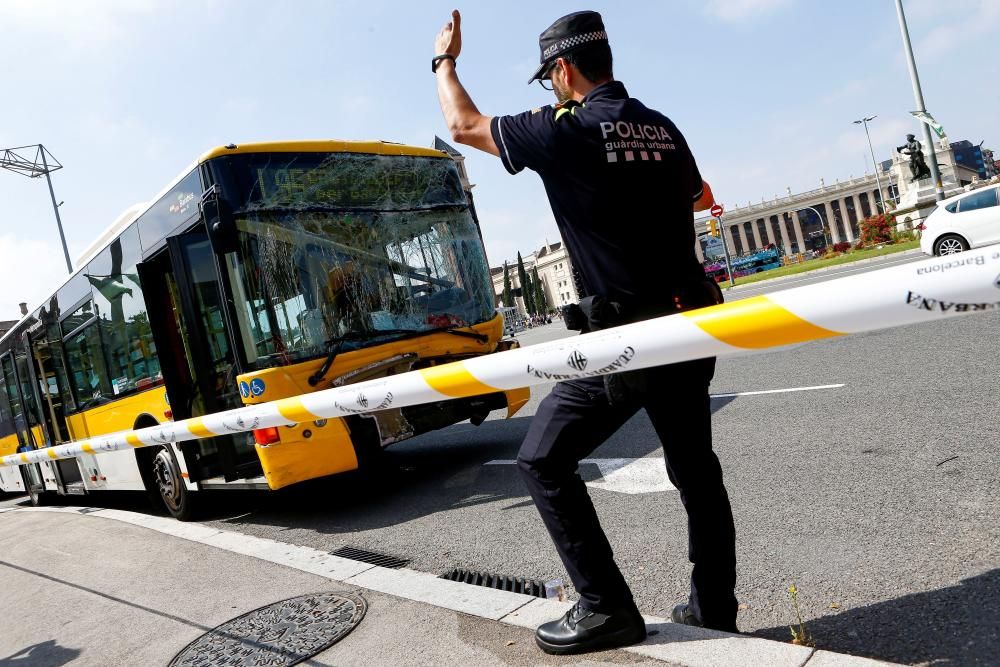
[938,238,964,255]
[152,450,183,512]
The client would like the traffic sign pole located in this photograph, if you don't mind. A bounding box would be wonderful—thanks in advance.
[718,216,735,287]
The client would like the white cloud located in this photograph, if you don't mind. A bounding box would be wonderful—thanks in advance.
[703,0,794,22]
[915,1,1000,60]
[0,235,67,320]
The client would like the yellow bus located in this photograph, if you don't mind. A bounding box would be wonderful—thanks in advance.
[0,140,528,519]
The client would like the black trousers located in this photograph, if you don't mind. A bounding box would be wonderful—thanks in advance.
[516,357,738,632]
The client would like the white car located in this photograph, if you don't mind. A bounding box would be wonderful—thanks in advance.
[920,184,1000,255]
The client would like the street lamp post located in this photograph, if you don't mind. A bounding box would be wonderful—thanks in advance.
[853,115,887,213]
[894,0,945,201]
[0,143,73,273]
[795,205,831,251]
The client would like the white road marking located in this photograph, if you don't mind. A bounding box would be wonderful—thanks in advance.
[712,383,845,398]
[485,458,677,495]
[485,384,846,494]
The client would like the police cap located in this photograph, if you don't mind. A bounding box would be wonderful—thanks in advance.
[528,11,609,84]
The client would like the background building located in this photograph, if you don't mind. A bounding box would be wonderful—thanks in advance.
[490,240,579,315]
[950,140,995,181]
[695,137,983,259]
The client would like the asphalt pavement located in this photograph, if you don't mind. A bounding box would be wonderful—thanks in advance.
[2,251,997,666]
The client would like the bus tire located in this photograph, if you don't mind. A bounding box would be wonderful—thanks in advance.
[134,417,167,514]
[22,467,48,507]
[150,446,198,521]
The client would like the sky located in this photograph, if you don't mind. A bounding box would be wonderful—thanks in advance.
[1,0,998,318]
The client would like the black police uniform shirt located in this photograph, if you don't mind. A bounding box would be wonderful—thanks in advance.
[490,81,704,308]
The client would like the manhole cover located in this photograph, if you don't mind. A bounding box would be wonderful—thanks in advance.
[169,591,366,666]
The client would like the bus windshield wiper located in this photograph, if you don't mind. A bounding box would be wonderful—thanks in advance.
[307,326,490,387]
[308,330,416,386]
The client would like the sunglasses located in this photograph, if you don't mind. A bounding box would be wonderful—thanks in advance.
[537,61,557,91]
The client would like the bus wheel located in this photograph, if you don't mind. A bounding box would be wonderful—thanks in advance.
[151,447,197,521]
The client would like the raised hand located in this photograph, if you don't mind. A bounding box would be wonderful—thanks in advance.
[435,9,462,59]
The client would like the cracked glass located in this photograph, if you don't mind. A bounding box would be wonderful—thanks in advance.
[218,152,494,370]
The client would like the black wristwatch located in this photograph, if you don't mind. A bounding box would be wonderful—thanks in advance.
[432,54,456,73]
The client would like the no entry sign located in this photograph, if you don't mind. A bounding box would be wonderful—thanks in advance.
[710,204,724,218]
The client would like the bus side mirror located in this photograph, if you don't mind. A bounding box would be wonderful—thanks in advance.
[201,188,239,255]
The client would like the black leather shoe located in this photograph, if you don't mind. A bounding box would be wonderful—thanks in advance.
[671,603,703,627]
[672,602,739,633]
[535,602,647,655]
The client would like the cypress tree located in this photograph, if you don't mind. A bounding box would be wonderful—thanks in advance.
[524,273,536,315]
[532,267,547,314]
[501,262,513,307]
[516,252,534,314]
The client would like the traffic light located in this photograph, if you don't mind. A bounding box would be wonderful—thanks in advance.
[708,219,720,237]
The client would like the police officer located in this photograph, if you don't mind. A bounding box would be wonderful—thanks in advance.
[433,10,737,654]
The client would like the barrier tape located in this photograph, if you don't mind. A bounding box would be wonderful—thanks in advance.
[3,247,999,469]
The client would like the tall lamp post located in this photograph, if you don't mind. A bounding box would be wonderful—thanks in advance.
[894,0,945,201]
[0,144,73,274]
[853,115,887,213]
[795,205,831,250]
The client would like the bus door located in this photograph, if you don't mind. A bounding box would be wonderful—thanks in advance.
[0,349,53,495]
[137,230,261,482]
[27,325,85,492]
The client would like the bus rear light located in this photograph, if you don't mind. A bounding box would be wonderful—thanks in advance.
[164,410,173,420]
[253,427,281,445]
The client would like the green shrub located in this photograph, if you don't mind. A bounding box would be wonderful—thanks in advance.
[891,229,916,244]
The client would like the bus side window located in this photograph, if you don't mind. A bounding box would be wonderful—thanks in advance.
[63,324,111,407]
[87,227,163,397]
[0,376,14,437]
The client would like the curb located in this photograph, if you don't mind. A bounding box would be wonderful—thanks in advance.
[723,249,925,292]
[0,505,903,666]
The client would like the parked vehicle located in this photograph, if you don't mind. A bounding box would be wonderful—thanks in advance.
[919,184,1000,255]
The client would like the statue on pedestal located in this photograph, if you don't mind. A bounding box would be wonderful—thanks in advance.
[897,134,931,182]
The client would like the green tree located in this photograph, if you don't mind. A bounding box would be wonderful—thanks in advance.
[516,252,535,315]
[501,262,513,307]
[524,271,538,315]
[532,267,547,314]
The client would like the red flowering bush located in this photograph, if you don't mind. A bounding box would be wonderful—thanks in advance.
[859,213,895,246]
[832,242,851,253]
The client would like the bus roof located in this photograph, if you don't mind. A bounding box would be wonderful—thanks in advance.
[197,140,446,163]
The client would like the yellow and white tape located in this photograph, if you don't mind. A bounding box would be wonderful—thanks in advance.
[4,247,999,469]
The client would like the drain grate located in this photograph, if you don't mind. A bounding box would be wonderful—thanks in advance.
[330,546,409,569]
[439,568,548,598]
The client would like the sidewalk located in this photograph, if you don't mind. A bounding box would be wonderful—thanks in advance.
[723,249,925,292]
[0,506,899,666]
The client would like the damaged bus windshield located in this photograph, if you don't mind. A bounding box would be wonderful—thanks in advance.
[217,152,495,370]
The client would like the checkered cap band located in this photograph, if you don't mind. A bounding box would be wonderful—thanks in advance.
[542,30,608,60]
